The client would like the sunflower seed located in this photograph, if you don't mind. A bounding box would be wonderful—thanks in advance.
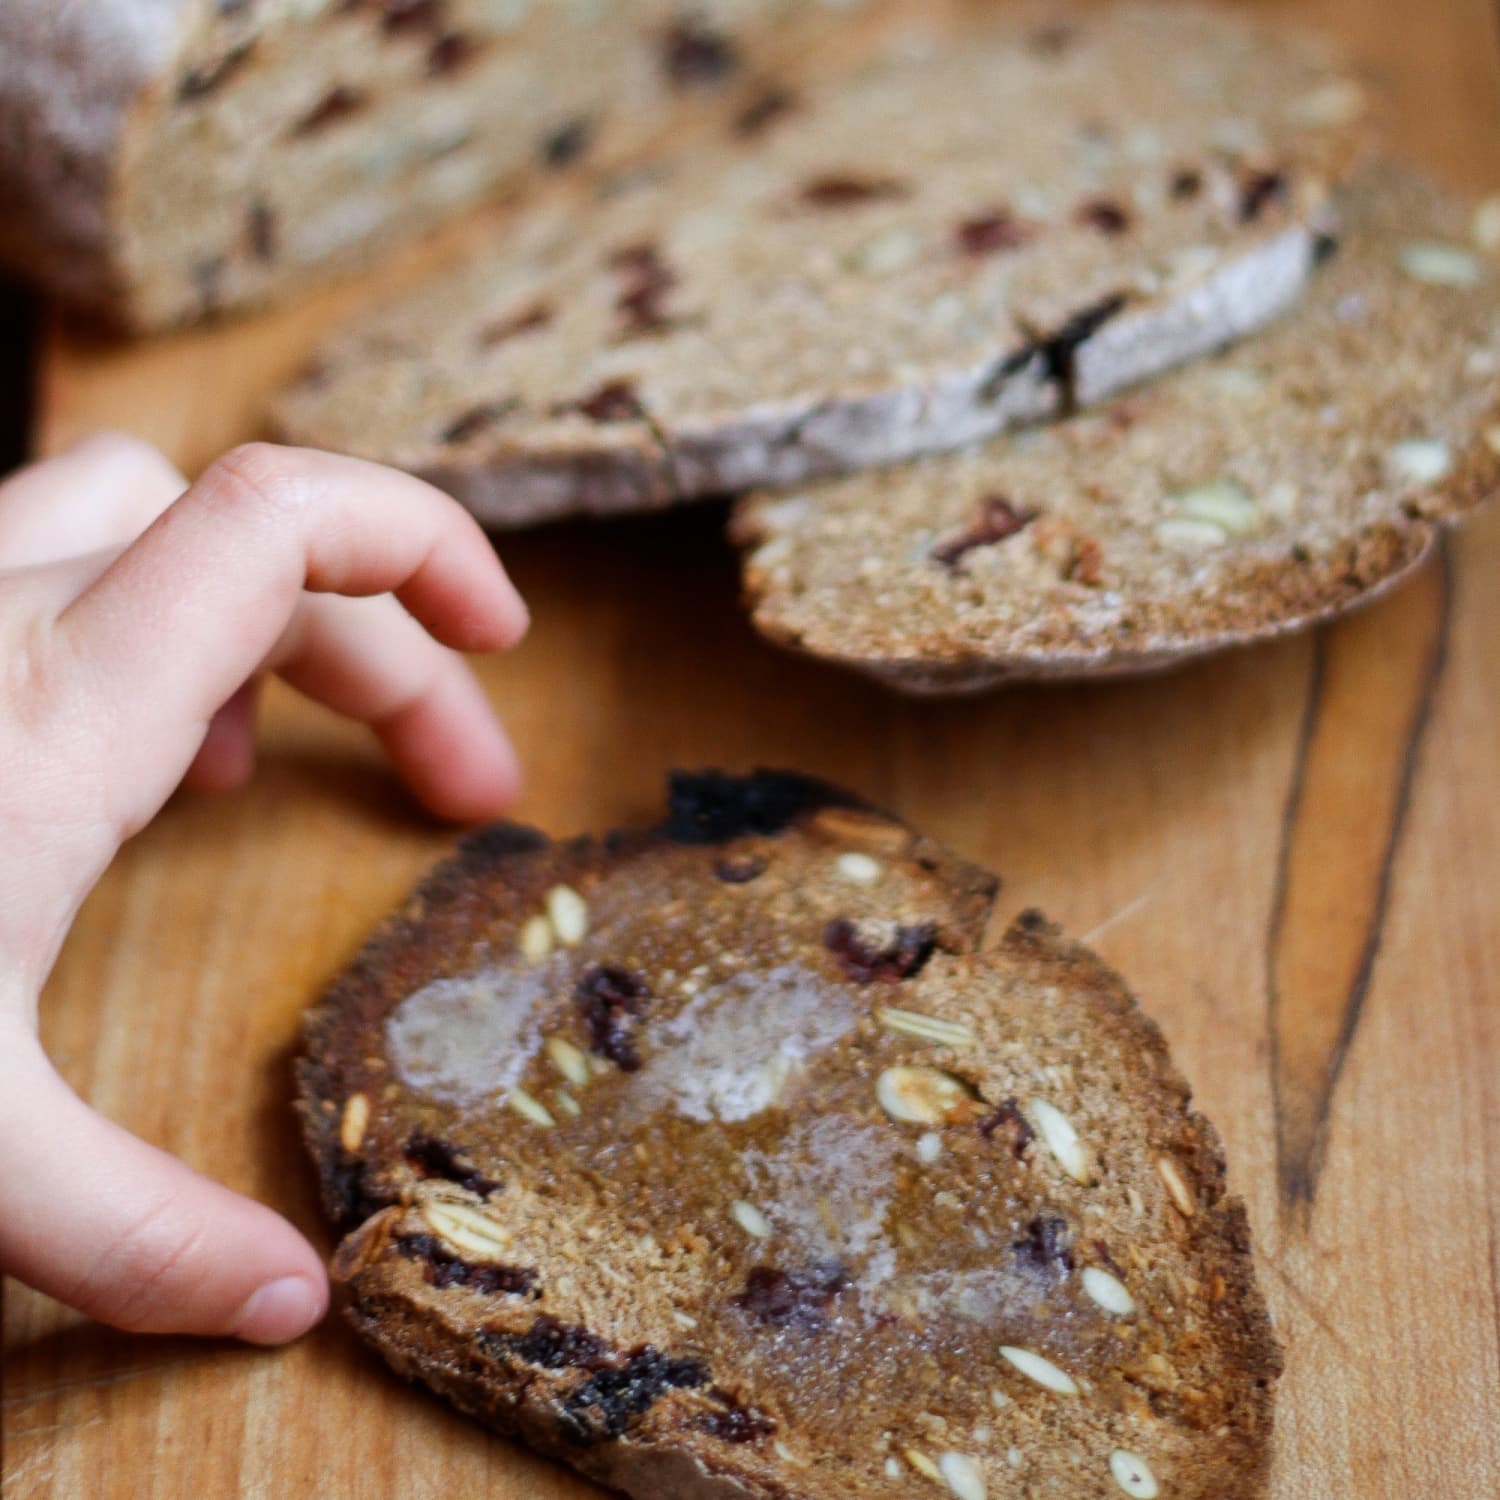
[1082,1265,1136,1316]
[1290,78,1365,127]
[1156,516,1228,552]
[1399,241,1483,288]
[877,1007,975,1048]
[1156,1155,1196,1216]
[340,1092,370,1152]
[1385,439,1452,486]
[1028,1099,1093,1184]
[545,1035,591,1087]
[905,1448,945,1483]
[878,1066,972,1125]
[546,884,589,945]
[518,913,554,961]
[836,851,883,884]
[1109,1449,1160,1498]
[420,1197,512,1258]
[1171,478,1259,533]
[507,1087,556,1128]
[998,1345,1080,1396]
[732,1199,772,1239]
[938,1452,987,1500]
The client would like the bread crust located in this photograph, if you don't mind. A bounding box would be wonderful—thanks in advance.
[746,519,1443,696]
[0,0,188,316]
[733,164,1500,693]
[412,226,1318,528]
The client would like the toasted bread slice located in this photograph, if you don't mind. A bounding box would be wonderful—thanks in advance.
[732,163,1500,693]
[274,3,1364,525]
[298,772,1277,1500]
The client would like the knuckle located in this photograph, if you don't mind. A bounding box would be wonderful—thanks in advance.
[69,1193,211,1332]
[3,615,67,739]
[200,442,311,525]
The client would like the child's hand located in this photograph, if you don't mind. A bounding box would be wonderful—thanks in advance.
[0,433,529,1345]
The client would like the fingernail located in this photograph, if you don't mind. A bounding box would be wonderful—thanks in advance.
[233,1276,323,1345]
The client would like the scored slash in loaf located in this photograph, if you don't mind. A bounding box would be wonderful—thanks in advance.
[732,164,1500,694]
[298,770,1280,1500]
[0,0,815,331]
[272,2,1367,527]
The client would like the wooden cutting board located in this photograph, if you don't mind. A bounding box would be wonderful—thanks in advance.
[4,1,1499,1495]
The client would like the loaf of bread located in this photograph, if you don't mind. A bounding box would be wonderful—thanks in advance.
[273,2,1366,526]
[299,771,1280,1500]
[0,0,811,330]
[732,164,1500,693]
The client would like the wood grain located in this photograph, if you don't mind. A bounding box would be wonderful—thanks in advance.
[4,1,1500,1496]
[1268,550,1450,1211]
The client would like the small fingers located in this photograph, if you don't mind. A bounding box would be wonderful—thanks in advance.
[51,443,528,835]
[0,432,185,569]
[272,593,521,820]
[183,595,520,817]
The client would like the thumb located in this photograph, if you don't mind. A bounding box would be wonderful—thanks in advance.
[0,1027,328,1343]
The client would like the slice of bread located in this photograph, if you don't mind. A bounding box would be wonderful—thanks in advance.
[298,771,1279,1500]
[273,2,1365,526]
[732,163,1500,694]
[0,0,810,330]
